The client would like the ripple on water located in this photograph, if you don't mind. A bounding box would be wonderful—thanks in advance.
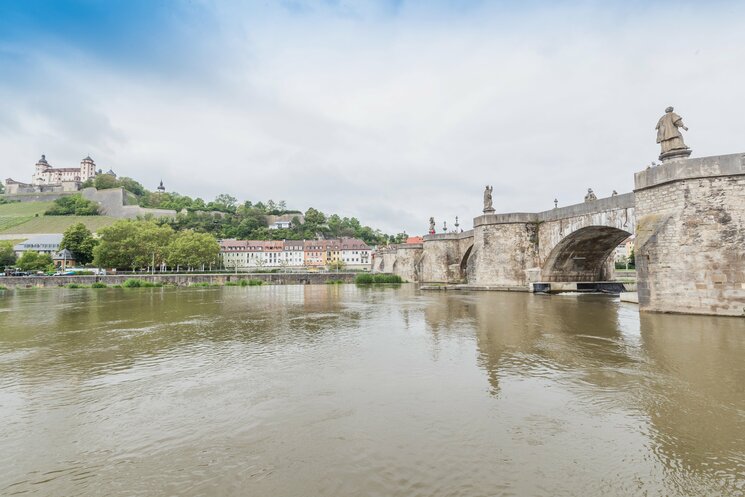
[1,286,745,496]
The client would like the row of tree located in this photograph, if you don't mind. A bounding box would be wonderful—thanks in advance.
[1,221,221,272]
[78,174,404,245]
[157,204,405,245]
[0,241,54,271]
[91,220,220,270]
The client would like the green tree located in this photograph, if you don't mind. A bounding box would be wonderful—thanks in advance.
[61,223,98,265]
[117,177,146,196]
[0,241,16,267]
[628,248,635,268]
[94,220,173,270]
[16,251,53,271]
[391,232,407,244]
[304,207,326,226]
[0,181,5,194]
[93,174,118,190]
[328,260,346,271]
[166,230,220,270]
[45,194,100,216]
[211,194,237,212]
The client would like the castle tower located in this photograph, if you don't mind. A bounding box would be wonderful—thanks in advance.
[32,155,51,184]
[157,180,166,193]
[80,156,96,182]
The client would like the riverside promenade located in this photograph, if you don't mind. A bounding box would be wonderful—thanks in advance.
[0,272,359,289]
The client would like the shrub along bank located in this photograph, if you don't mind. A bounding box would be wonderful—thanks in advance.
[355,273,404,284]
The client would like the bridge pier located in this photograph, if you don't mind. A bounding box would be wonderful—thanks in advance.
[468,215,538,289]
[420,232,474,284]
[372,243,423,282]
[634,153,745,316]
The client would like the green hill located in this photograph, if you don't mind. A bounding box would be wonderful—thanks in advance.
[0,200,116,234]
[0,201,53,216]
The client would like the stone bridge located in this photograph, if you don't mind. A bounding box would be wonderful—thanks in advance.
[375,153,745,316]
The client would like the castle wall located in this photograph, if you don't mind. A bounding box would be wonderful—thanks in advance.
[81,188,177,219]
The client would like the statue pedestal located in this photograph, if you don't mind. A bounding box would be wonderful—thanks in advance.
[483,208,495,214]
[659,148,692,162]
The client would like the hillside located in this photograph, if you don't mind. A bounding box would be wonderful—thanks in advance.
[0,201,117,235]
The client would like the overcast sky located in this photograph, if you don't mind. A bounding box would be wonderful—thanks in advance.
[1,0,744,235]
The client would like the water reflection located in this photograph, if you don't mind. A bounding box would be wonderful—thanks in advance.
[639,313,745,493]
[419,292,745,495]
[1,286,744,496]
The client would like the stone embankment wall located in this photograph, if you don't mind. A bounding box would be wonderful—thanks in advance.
[634,153,745,316]
[80,188,176,219]
[0,272,358,289]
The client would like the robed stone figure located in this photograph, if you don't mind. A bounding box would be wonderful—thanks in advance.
[656,106,690,159]
[483,185,494,213]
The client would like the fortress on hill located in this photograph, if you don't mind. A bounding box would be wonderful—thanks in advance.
[3,154,177,220]
[5,154,111,195]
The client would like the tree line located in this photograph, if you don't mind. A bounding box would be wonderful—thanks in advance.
[80,220,221,271]
[80,174,406,245]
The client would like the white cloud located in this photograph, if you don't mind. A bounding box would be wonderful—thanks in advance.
[2,1,745,235]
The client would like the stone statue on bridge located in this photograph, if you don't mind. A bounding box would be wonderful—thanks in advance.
[483,185,495,213]
[656,106,691,161]
[429,217,436,234]
[584,188,597,202]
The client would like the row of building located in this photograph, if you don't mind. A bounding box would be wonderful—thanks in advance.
[9,234,373,271]
[220,238,372,269]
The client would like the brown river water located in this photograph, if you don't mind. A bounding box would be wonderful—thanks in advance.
[1,285,744,496]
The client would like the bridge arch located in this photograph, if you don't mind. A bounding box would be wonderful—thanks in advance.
[541,225,632,282]
[459,244,473,282]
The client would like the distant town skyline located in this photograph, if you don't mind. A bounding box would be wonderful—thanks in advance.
[2,0,744,235]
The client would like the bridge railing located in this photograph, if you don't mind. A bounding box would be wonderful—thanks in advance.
[422,230,474,242]
[475,192,635,226]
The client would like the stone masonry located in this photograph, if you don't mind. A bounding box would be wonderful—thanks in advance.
[375,153,744,316]
[634,153,745,316]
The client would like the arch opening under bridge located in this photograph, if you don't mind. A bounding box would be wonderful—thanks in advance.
[541,225,632,282]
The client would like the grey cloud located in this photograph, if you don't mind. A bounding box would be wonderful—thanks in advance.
[2,2,745,235]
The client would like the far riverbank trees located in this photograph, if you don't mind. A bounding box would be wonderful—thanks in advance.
[81,175,405,245]
[93,220,220,271]
[61,223,98,265]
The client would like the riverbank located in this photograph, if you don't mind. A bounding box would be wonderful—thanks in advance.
[0,272,359,289]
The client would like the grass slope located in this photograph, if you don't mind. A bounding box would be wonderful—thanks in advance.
[0,216,33,231]
[0,200,119,235]
[0,215,118,234]
[0,201,54,216]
